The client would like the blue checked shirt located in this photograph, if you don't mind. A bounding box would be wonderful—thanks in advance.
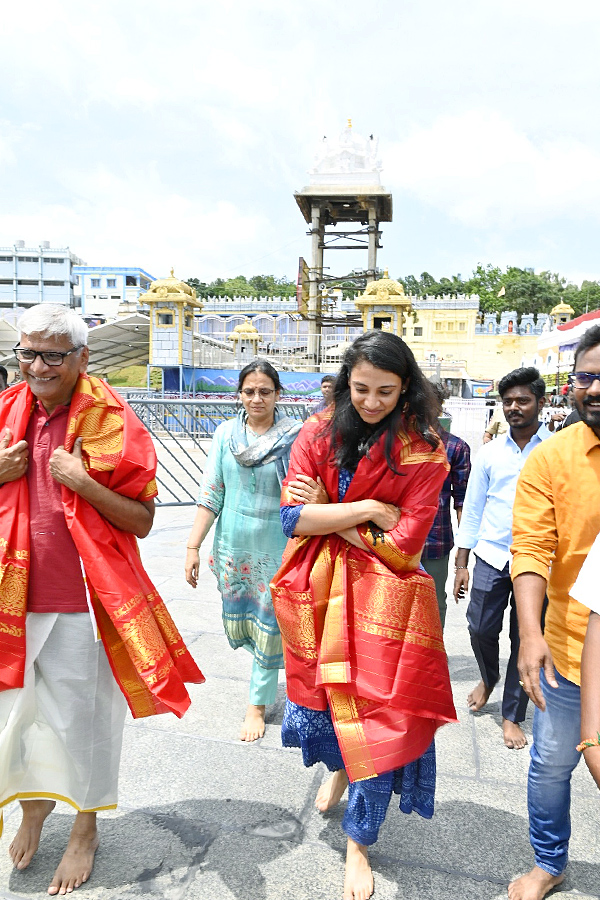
[422,430,472,560]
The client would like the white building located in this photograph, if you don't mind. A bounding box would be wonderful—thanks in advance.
[74,266,155,319]
[0,241,83,317]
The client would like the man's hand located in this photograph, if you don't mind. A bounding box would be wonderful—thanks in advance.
[287,474,330,505]
[518,634,557,711]
[49,438,89,493]
[453,567,469,602]
[0,428,28,484]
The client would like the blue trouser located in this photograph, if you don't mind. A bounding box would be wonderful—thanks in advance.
[248,655,279,705]
[281,700,436,845]
[528,668,581,876]
[466,556,528,723]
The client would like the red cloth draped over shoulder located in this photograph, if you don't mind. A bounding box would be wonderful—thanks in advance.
[271,412,457,782]
[0,376,204,718]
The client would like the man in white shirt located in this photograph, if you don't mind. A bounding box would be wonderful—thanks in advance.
[453,367,550,749]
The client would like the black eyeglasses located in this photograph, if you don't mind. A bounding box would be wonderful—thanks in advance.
[568,372,600,389]
[13,346,83,366]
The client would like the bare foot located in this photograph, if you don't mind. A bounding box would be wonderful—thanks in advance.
[503,719,528,750]
[508,865,564,900]
[240,704,265,742]
[343,838,373,900]
[315,769,349,812]
[467,678,494,712]
[9,799,56,870]
[48,811,98,895]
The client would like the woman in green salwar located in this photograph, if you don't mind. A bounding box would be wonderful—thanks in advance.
[185,360,323,741]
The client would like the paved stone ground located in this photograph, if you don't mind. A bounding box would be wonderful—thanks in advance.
[1,504,598,900]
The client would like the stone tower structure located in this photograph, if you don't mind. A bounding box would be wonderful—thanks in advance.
[294,120,392,363]
[139,270,203,367]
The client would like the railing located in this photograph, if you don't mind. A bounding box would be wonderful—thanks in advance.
[128,399,312,506]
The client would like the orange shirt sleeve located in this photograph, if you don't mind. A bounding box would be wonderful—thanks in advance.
[511,443,557,582]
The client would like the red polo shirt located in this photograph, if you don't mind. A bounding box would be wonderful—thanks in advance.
[25,402,88,613]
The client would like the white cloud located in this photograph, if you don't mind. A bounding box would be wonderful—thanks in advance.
[385,110,600,228]
[0,162,268,280]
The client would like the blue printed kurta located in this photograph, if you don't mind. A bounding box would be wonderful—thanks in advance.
[198,418,287,669]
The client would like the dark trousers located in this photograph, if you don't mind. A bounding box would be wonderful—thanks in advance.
[466,556,528,723]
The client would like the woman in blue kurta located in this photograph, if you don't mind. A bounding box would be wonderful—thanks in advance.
[185,360,319,741]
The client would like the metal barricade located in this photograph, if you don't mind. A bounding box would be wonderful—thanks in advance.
[127,399,312,506]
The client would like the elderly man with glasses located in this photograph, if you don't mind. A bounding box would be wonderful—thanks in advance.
[509,323,600,900]
[0,304,203,895]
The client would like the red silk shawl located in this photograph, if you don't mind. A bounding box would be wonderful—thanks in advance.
[0,376,204,718]
[271,413,458,782]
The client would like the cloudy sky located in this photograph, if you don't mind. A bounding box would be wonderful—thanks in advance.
[1,0,600,286]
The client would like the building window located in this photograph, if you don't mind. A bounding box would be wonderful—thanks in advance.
[17,279,38,285]
[414,326,423,336]
[99,294,108,299]
[107,279,116,288]
[0,256,12,262]
[447,322,454,331]
[19,256,39,262]
[91,278,100,288]
[435,321,442,331]
[0,279,12,284]
[458,322,466,331]
[43,281,65,286]
[46,258,64,263]
[74,276,80,285]
[402,327,406,336]
[185,315,192,328]
[126,275,137,286]
[158,313,174,325]
[111,295,120,299]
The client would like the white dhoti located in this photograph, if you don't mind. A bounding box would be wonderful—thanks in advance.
[0,612,127,818]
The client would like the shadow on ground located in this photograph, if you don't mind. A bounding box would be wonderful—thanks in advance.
[8,794,599,899]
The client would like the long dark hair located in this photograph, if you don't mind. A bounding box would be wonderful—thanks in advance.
[237,359,282,393]
[324,331,439,473]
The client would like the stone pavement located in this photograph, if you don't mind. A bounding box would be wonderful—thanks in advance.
[1,504,598,900]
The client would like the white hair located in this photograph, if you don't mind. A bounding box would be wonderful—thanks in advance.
[18,304,89,346]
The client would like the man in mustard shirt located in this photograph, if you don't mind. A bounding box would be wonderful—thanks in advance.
[509,324,600,900]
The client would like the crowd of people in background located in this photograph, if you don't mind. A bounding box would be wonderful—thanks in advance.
[0,304,599,900]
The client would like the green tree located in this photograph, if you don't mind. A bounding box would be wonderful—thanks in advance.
[462,264,505,313]
[398,274,422,296]
[186,278,209,298]
[503,267,557,316]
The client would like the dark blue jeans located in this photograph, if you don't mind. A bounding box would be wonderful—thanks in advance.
[466,556,528,723]
[528,668,581,875]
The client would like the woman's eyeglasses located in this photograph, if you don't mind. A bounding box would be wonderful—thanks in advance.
[240,388,275,398]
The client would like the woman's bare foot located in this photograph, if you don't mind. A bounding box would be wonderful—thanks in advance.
[467,678,494,712]
[508,866,564,900]
[503,719,528,750]
[240,704,265,741]
[315,769,349,812]
[9,799,56,870]
[343,838,373,900]
[48,812,98,896]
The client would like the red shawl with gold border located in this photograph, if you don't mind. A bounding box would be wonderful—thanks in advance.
[0,376,204,718]
[271,413,457,782]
